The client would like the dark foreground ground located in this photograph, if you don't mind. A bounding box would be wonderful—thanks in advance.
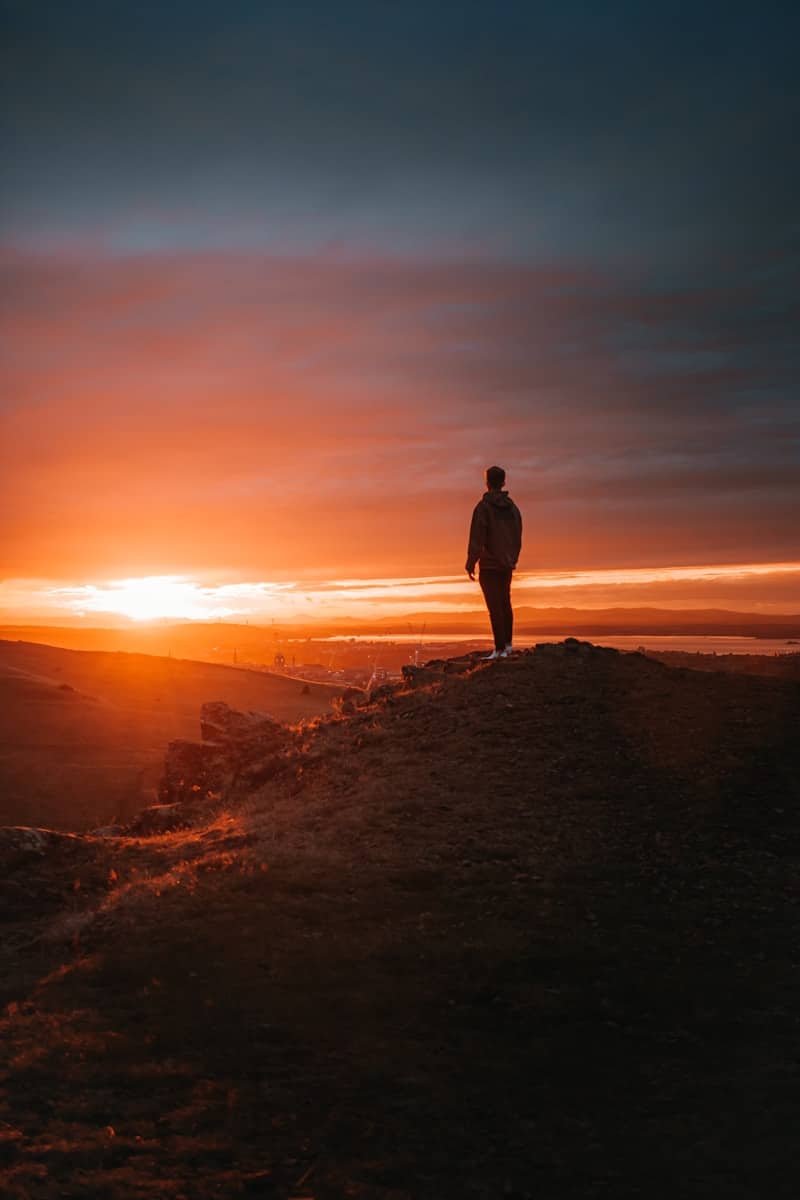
[1,644,799,1198]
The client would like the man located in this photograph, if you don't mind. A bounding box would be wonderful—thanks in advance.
[466,465,523,660]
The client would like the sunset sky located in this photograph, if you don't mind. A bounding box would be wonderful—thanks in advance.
[2,1,798,624]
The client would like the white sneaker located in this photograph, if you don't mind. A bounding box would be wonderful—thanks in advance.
[484,650,501,660]
[501,644,514,657]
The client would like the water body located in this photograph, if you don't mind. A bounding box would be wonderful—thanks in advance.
[309,633,799,656]
[542,634,798,656]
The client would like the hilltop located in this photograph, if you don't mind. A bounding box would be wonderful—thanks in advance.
[2,642,799,1198]
[0,640,339,830]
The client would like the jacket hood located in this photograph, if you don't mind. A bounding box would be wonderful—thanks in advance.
[484,489,513,509]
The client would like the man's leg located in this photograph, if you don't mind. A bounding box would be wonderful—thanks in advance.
[479,570,506,653]
[501,570,513,648]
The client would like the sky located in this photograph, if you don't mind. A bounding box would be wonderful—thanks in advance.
[2,0,799,623]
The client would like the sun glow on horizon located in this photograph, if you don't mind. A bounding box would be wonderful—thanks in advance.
[0,560,797,626]
[49,576,236,622]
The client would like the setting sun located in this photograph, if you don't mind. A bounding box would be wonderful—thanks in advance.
[50,576,235,623]
[0,560,798,627]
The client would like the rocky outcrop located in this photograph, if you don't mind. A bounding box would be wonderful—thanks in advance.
[5,646,633,847]
[158,737,232,805]
[157,700,291,816]
[398,640,626,688]
[127,802,189,836]
[0,826,100,921]
[533,636,620,657]
[199,700,284,750]
[401,651,487,688]
[0,825,82,868]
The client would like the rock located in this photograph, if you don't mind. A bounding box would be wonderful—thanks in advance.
[331,687,363,715]
[0,826,81,865]
[534,638,607,657]
[127,803,190,836]
[443,657,479,675]
[159,704,291,805]
[361,682,396,705]
[199,701,285,751]
[402,664,447,687]
[240,755,283,788]
[534,641,566,656]
[0,828,85,892]
[89,825,126,838]
[159,738,232,804]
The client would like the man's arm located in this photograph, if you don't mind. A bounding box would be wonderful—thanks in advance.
[512,504,522,569]
[465,503,486,579]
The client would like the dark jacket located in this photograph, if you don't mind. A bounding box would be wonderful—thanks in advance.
[466,490,522,573]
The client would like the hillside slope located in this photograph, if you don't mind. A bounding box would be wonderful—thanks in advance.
[2,642,799,1199]
[0,640,340,830]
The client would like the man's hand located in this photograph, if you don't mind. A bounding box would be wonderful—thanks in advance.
[467,569,476,581]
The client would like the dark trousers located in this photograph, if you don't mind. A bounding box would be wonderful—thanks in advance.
[479,569,513,652]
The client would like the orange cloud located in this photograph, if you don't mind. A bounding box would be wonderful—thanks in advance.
[2,562,799,627]
[2,245,797,592]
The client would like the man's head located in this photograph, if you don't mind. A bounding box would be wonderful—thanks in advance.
[485,465,506,491]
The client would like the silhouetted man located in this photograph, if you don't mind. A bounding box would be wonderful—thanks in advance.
[466,465,523,660]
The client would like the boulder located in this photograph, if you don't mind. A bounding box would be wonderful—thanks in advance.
[443,656,482,674]
[402,664,447,687]
[534,638,619,659]
[240,755,284,788]
[331,687,363,715]
[199,700,285,751]
[159,738,232,804]
[360,682,396,705]
[534,641,567,657]
[404,653,492,685]
[127,803,190,836]
[159,703,290,806]
[0,826,80,867]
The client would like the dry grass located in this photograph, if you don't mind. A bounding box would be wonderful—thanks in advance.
[2,648,800,1198]
[0,639,341,830]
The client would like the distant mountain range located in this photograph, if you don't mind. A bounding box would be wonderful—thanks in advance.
[1,606,799,660]
[372,607,800,637]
